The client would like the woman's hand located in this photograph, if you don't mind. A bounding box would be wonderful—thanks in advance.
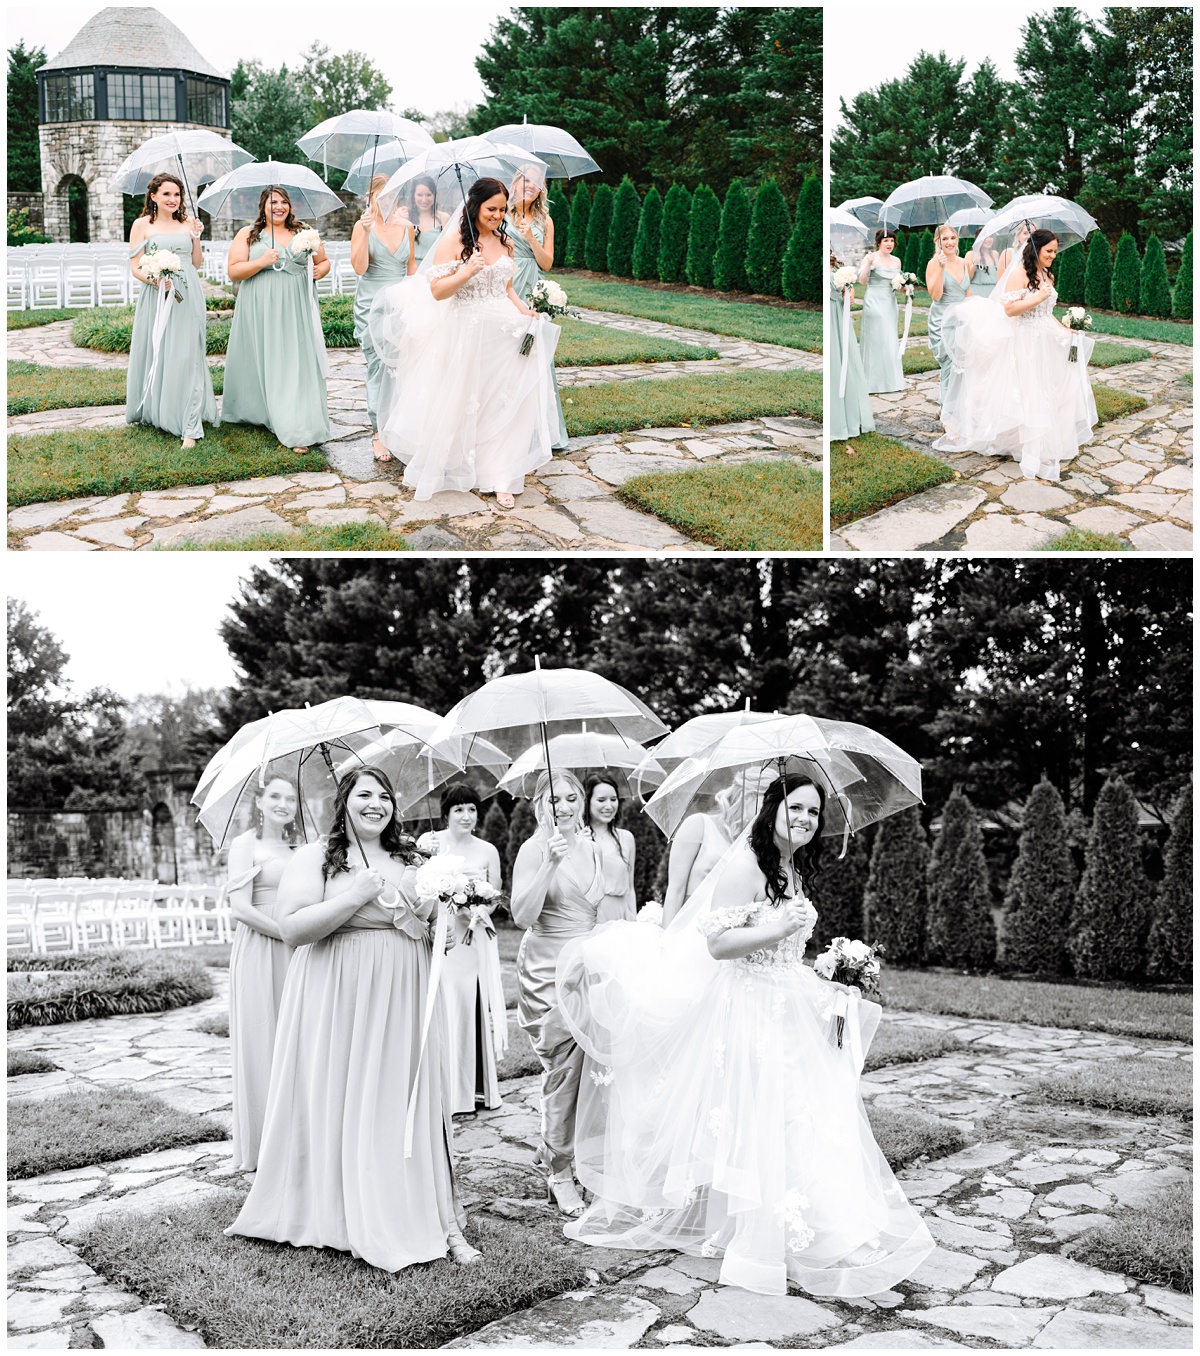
[350,868,385,906]
[462,247,488,278]
[188,219,204,240]
[545,830,569,864]
[770,898,813,941]
[359,204,378,230]
[259,246,280,269]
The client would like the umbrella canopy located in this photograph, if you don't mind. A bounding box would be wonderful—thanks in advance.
[880,176,993,230]
[296,110,433,172]
[342,138,436,197]
[499,731,664,800]
[630,710,779,801]
[976,193,1099,252]
[481,121,600,180]
[943,206,991,239]
[837,196,884,229]
[375,138,550,229]
[112,130,255,217]
[830,205,873,254]
[197,160,345,223]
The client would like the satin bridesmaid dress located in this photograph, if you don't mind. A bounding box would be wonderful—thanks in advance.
[859,263,906,394]
[353,230,411,436]
[830,271,875,440]
[509,215,569,449]
[412,221,443,265]
[927,258,972,406]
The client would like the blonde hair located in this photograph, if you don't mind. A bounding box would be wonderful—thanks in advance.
[368,173,390,200]
[533,770,586,834]
[509,171,548,225]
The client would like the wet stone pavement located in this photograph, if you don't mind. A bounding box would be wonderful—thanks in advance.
[8,968,1192,1350]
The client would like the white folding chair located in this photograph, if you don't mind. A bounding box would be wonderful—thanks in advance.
[95,261,129,306]
[112,884,158,949]
[7,888,39,954]
[186,885,226,945]
[62,263,97,308]
[150,886,193,948]
[33,889,79,953]
[334,256,359,295]
[7,265,28,311]
[28,263,63,309]
[74,884,120,950]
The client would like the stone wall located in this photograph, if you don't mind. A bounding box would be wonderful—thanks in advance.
[8,193,46,231]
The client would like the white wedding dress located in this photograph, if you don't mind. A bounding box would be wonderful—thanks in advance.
[555,840,934,1298]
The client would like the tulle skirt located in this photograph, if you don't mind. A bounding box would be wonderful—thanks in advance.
[932,298,1097,479]
[557,920,934,1297]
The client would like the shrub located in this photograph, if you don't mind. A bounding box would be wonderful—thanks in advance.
[1110,233,1141,314]
[657,183,692,283]
[549,188,571,269]
[505,797,538,887]
[1003,777,1075,975]
[566,183,591,269]
[915,228,936,280]
[863,807,928,965]
[1146,782,1192,982]
[1139,235,1172,318]
[901,231,922,275]
[584,182,614,273]
[925,789,996,971]
[1072,1184,1191,1293]
[685,184,722,289]
[744,178,791,297]
[813,829,870,950]
[480,800,510,886]
[606,176,641,278]
[1172,231,1192,320]
[8,950,214,1028]
[627,810,666,907]
[1068,776,1150,980]
[1055,241,1086,306]
[712,179,751,291]
[782,175,822,303]
[1084,229,1112,310]
[8,1050,57,1075]
[8,207,51,246]
[892,227,908,263]
[632,186,664,282]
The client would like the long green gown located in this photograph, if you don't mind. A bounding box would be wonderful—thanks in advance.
[859,263,906,394]
[829,272,874,441]
[970,258,998,298]
[927,259,972,406]
[222,238,330,448]
[509,215,569,450]
[126,232,216,440]
[412,222,443,265]
[353,230,411,433]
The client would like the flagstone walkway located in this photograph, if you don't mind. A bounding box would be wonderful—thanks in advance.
[6,312,821,554]
[8,968,1192,1349]
[832,334,1193,553]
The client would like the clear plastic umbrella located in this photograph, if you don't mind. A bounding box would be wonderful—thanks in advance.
[499,731,664,800]
[880,175,993,230]
[976,194,1098,252]
[629,709,779,801]
[297,110,434,204]
[197,159,344,257]
[481,120,600,180]
[342,138,435,197]
[830,205,873,254]
[943,206,991,239]
[836,196,884,229]
[112,129,255,220]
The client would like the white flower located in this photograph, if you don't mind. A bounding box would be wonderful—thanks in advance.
[413,854,466,902]
[291,227,320,255]
[833,265,857,288]
[451,892,468,905]
[813,951,837,979]
[142,249,182,279]
[844,940,872,963]
[1069,306,1085,320]
[473,881,498,899]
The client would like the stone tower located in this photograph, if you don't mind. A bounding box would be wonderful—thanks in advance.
[37,7,231,243]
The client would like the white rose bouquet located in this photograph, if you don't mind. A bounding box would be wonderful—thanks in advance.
[890,270,919,294]
[1062,306,1092,362]
[141,245,185,300]
[832,265,858,291]
[520,278,580,356]
[813,936,884,1047]
[412,853,500,945]
[290,227,321,259]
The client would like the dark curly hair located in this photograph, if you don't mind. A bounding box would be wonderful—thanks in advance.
[582,775,629,864]
[322,766,423,880]
[874,228,897,249]
[440,781,482,823]
[248,186,304,246]
[1021,227,1058,291]
[140,173,189,223]
[747,773,825,902]
[459,176,510,261]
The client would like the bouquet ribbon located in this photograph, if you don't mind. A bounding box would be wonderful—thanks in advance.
[403,899,450,1157]
[829,985,866,1074]
[898,289,913,358]
[307,255,329,378]
[839,287,853,399]
[142,277,179,406]
[475,920,509,1062]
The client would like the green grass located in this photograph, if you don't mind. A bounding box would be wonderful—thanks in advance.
[8,950,215,1028]
[830,431,955,528]
[902,347,939,373]
[77,1190,595,1348]
[1093,385,1149,425]
[71,297,361,355]
[194,1012,229,1037]
[563,369,821,436]
[1089,341,1152,368]
[880,967,1192,1043]
[1041,527,1132,552]
[1055,308,1192,346]
[8,360,225,415]
[1071,1184,1192,1293]
[618,461,822,551]
[7,1050,58,1076]
[853,313,930,339]
[556,274,822,352]
[8,307,79,329]
[554,317,716,365]
[162,521,412,552]
[864,1025,963,1072]
[8,423,326,508]
[1035,1056,1192,1119]
[866,1106,968,1170]
[8,1084,226,1178]
[496,1024,541,1081]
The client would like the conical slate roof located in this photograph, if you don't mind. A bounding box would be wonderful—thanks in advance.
[41,7,226,78]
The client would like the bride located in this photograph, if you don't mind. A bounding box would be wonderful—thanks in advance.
[369,176,561,506]
[555,773,934,1298]
[932,227,1097,480]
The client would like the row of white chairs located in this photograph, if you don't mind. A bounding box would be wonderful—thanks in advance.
[8,246,134,310]
[8,881,232,954]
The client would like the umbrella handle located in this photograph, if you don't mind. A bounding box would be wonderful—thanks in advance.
[319,743,369,863]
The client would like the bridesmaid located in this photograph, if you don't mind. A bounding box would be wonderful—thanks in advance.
[926,224,973,408]
[126,173,216,450]
[417,784,506,1116]
[406,176,449,265]
[227,766,481,1269]
[857,228,905,394]
[512,772,604,1215]
[583,776,637,924]
[224,775,297,1172]
[830,253,875,441]
[223,188,331,452]
[351,174,415,462]
[508,167,569,450]
[968,233,999,298]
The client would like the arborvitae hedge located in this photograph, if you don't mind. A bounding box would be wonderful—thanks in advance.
[584,182,615,273]
[632,185,664,281]
[480,800,510,885]
[892,227,908,262]
[901,231,922,275]
[1172,232,1192,320]
[626,808,665,906]
[925,789,996,971]
[1002,778,1075,975]
[1139,235,1171,318]
[915,228,936,281]
[1068,776,1150,981]
[607,176,641,278]
[1084,229,1112,310]
[1146,782,1192,982]
[1055,242,1086,306]
[745,179,791,297]
[505,797,538,887]
[783,175,822,303]
[1110,233,1141,314]
[549,188,571,269]
[713,179,751,291]
[862,807,928,965]
[685,183,722,289]
[657,183,692,283]
[813,830,870,951]
[566,183,591,269]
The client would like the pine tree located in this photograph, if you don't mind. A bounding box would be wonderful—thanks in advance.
[745,179,791,297]
[566,183,591,270]
[607,176,641,278]
[813,830,871,951]
[862,808,928,965]
[584,182,615,273]
[1084,230,1112,310]
[901,232,922,275]
[657,183,692,284]
[505,797,538,887]
[915,228,936,281]
[1110,233,1141,314]
[1054,242,1086,306]
[892,227,908,263]
[926,789,996,971]
[1139,235,1171,318]
[1002,777,1075,975]
[782,175,822,303]
[632,186,664,281]
[712,179,751,291]
[480,800,510,884]
[685,184,722,289]
[1146,782,1192,982]
[549,188,571,269]
[1068,776,1150,980]
[1172,232,1192,320]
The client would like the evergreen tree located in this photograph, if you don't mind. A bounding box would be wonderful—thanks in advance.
[7,41,45,194]
[1055,241,1086,306]
[901,232,922,275]
[685,184,722,289]
[813,830,871,951]
[892,227,908,262]
[712,179,751,291]
[782,175,822,303]
[1110,233,1141,314]
[1084,230,1112,310]
[1172,232,1192,320]
[505,797,538,887]
[862,808,928,965]
[607,176,641,278]
[231,63,318,168]
[584,182,615,273]
[657,183,692,283]
[626,809,666,907]
[1138,235,1171,318]
[632,185,664,281]
[926,789,996,971]
[651,844,671,903]
[480,800,510,885]
[1068,776,1150,981]
[915,228,936,281]
[566,183,591,269]
[745,179,791,297]
[1146,783,1192,982]
[1002,777,1075,975]
[549,188,571,269]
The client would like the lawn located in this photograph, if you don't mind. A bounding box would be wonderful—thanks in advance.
[8,951,214,1028]
[1093,385,1149,424]
[1041,527,1131,552]
[8,1050,58,1076]
[864,1025,962,1072]
[1071,1184,1192,1293]
[1034,1055,1192,1119]
[70,298,361,355]
[1089,341,1152,368]
[554,318,717,365]
[618,461,823,551]
[830,432,955,529]
[1054,308,1192,347]
[902,347,939,374]
[8,360,225,415]
[8,307,79,329]
[867,1106,967,1170]
[163,522,412,552]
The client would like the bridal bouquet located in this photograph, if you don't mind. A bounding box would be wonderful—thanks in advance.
[813,937,884,1048]
[520,279,580,356]
[290,228,321,258]
[141,245,185,300]
[890,270,919,294]
[832,265,858,291]
[412,854,500,945]
[1062,306,1092,362]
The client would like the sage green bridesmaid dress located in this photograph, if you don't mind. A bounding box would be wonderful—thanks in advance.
[927,259,972,406]
[412,221,443,265]
[859,263,906,394]
[509,216,568,449]
[222,238,330,448]
[830,272,875,441]
[126,232,216,440]
[354,230,411,433]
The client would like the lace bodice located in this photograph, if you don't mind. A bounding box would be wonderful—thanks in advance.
[699,901,816,972]
[1002,284,1057,324]
[426,256,516,304]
